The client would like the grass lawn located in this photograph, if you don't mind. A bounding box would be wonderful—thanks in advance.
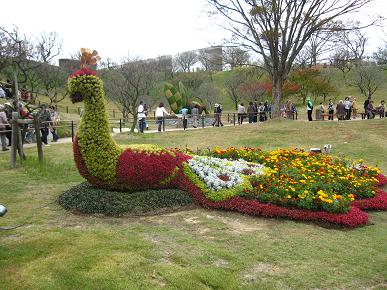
[0,118,386,289]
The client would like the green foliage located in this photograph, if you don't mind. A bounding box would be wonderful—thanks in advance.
[58,182,193,216]
[68,74,123,184]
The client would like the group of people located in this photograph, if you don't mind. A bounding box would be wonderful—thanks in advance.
[307,96,386,121]
[236,101,272,124]
[0,102,60,151]
[0,80,31,103]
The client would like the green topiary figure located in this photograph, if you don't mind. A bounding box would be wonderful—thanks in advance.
[68,49,190,191]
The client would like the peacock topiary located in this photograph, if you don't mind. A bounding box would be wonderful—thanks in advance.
[67,49,387,228]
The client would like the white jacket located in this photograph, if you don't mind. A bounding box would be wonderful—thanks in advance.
[155,107,169,118]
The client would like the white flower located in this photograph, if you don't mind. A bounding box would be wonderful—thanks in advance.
[188,155,266,191]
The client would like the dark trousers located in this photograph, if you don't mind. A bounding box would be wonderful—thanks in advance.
[238,114,244,125]
[328,110,334,120]
[307,110,313,121]
[40,128,49,144]
[156,117,163,132]
[138,118,145,133]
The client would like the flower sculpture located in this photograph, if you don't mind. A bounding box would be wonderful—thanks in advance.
[68,49,387,228]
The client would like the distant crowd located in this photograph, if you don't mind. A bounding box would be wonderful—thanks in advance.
[0,93,60,151]
[306,96,386,121]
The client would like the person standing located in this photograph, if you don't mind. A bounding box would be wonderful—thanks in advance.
[0,105,10,151]
[376,100,385,118]
[258,102,266,122]
[327,99,334,120]
[247,102,256,123]
[237,103,245,125]
[344,96,352,120]
[316,102,324,120]
[306,97,313,121]
[155,102,170,132]
[364,96,371,117]
[180,107,188,129]
[39,104,52,145]
[21,85,30,102]
[50,106,60,142]
[191,104,199,128]
[137,101,146,133]
[336,100,346,120]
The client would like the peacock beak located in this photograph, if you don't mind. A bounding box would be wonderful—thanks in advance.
[70,92,84,104]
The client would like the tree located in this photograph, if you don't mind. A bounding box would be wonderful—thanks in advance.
[224,69,246,109]
[174,71,210,97]
[295,29,336,68]
[289,68,335,104]
[373,46,387,67]
[35,63,67,105]
[223,47,250,69]
[174,51,198,72]
[330,21,368,77]
[349,62,384,98]
[208,0,375,116]
[197,48,223,72]
[101,57,158,132]
[196,81,221,110]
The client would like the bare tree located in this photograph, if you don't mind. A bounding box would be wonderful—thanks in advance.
[330,21,368,76]
[223,47,250,69]
[35,32,62,64]
[35,63,67,105]
[295,29,336,68]
[349,61,384,98]
[101,57,158,132]
[208,0,377,116]
[224,69,246,109]
[197,47,223,72]
[196,81,221,110]
[373,46,387,67]
[174,51,198,72]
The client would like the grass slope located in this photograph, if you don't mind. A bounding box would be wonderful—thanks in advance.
[0,119,386,289]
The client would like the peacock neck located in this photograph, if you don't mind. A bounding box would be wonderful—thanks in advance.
[76,91,122,184]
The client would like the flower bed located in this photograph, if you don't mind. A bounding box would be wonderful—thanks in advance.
[174,147,387,227]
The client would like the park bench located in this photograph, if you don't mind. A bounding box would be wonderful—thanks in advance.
[320,112,366,120]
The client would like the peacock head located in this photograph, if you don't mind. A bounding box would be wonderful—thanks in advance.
[67,48,102,104]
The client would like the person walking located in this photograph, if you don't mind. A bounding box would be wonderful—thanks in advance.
[155,102,170,132]
[306,97,313,121]
[137,101,146,133]
[237,103,245,125]
[0,105,10,151]
[212,103,223,127]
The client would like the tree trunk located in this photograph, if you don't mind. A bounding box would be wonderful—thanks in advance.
[271,78,283,118]
[130,115,137,132]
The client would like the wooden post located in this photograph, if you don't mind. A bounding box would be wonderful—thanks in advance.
[71,121,74,142]
[10,112,18,169]
[34,119,43,163]
[17,125,25,161]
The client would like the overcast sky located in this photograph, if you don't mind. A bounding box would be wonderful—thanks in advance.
[2,0,387,63]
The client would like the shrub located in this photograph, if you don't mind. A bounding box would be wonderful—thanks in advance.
[58,182,193,216]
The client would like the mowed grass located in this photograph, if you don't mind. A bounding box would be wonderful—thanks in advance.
[0,119,386,289]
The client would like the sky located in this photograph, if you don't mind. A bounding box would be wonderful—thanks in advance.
[1,0,387,63]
